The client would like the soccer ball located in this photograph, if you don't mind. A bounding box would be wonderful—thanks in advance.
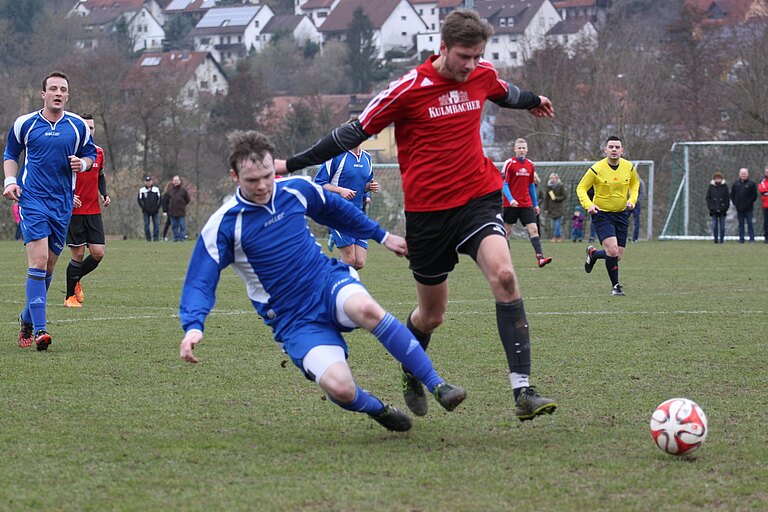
[650,398,708,456]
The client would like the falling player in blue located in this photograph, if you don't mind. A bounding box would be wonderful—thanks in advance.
[314,116,379,269]
[3,71,96,350]
[178,130,466,432]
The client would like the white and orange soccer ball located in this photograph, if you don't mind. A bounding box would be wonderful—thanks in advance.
[650,398,708,456]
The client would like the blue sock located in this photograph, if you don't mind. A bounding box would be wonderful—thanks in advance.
[372,313,443,393]
[329,386,384,415]
[593,249,606,260]
[26,268,48,332]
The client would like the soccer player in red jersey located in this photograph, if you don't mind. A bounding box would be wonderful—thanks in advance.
[276,9,557,421]
[502,138,552,268]
[64,113,110,307]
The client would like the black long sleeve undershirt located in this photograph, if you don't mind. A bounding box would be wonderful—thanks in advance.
[490,83,541,110]
[285,120,370,173]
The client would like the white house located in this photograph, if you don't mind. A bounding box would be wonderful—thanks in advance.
[410,0,440,32]
[545,17,598,54]
[317,0,427,59]
[191,4,275,66]
[296,0,341,26]
[260,14,322,46]
[123,50,229,107]
[69,1,166,53]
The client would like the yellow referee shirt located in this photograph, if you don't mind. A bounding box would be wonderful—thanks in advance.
[576,158,639,212]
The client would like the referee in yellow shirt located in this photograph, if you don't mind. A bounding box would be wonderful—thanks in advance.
[576,136,640,296]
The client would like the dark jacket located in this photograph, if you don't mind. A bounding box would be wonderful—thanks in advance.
[706,180,729,215]
[138,185,162,214]
[730,179,757,212]
[166,185,190,217]
[543,181,567,218]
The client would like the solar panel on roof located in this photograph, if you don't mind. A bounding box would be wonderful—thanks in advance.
[196,6,258,28]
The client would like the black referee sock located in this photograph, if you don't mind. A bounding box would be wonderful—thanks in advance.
[79,255,100,279]
[496,298,531,380]
[66,259,82,297]
[605,256,619,286]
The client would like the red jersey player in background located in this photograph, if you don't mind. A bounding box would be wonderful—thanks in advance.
[64,113,110,307]
[502,138,552,268]
[276,9,557,422]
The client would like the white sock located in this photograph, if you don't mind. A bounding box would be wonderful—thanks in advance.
[509,372,530,390]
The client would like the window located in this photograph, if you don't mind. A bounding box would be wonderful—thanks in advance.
[213,75,218,82]
[401,32,407,36]
[255,20,259,27]
[539,17,545,28]
[418,9,423,15]
[509,35,517,42]
[431,23,435,29]
[428,35,433,42]
[200,80,209,89]
[318,12,327,18]
[499,18,506,27]
[492,36,499,43]
[238,35,242,43]
[401,15,406,21]
[510,51,517,60]
[201,37,210,45]
[492,52,499,60]
[508,17,514,26]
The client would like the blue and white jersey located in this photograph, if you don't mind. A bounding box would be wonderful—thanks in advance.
[4,110,97,217]
[179,176,388,338]
[314,149,373,211]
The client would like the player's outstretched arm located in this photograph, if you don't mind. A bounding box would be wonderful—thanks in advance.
[529,96,555,118]
[383,234,407,257]
[180,329,203,364]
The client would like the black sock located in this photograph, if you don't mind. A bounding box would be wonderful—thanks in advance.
[79,255,100,279]
[66,259,82,297]
[496,299,531,384]
[605,256,619,286]
[406,312,432,350]
[530,236,543,256]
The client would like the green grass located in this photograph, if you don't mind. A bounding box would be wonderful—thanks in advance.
[1,239,766,511]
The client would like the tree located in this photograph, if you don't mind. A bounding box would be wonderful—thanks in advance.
[345,7,378,93]
[163,14,195,50]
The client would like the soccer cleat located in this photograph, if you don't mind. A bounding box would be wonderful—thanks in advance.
[433,383,467,412]
[369,404,412,432]
[18,316,33,348]
[611,284,625,296]
[35,330,52,351]
[515,386,557,421]
[402,368,428,417]
[64,296,83,308]
[537,255,552,268]
[74,282,84,303]
[584,245,596,273]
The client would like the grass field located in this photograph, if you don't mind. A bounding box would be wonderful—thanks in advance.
[1,238,766,511]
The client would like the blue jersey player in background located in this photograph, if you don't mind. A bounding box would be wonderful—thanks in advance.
[3,71,96,351]
[314,116,379,270]
[178,130,466,432]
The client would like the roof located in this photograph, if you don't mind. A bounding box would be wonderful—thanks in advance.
[262,14,305,34]
[318,0,403,33]
[475,0,546,35]
[300,0,336,8]
[195,5,260,29]
[686,0,767,24]
[410,0,438,4]
[83,5,125,25]
[164,0,216,13]
[79,0,145,9]
[547,18,589,35]
[271,94,371,126]
[552,0,599,8]
[123,50,225,88]
[436,0,464,8]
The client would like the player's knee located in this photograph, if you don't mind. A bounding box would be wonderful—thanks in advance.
[420,310,445,332]
[91,249,105,261]
[355,299,384,326]
[496,268,518,295]
[323,376,357,404]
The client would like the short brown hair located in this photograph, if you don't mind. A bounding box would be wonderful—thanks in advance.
[227,130,276,176]
[441,9,493,49]
[713,171,724,179]
[42,71,69,92]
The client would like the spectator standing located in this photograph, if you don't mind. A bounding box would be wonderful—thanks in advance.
[730,167,758,243]
[759,165,768,243]
[167,175,190,241]
[138,175,161,241]
[542,172,567,242]
[706,171,729,244]
[12,202,22,240]
[571,206,585,242]
[161,180,172,241]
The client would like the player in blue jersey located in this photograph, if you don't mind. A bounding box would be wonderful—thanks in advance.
[3,71,97,350]
[314,117,379,269]
[178,130,466,432]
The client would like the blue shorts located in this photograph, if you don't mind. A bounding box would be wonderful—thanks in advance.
[330,228,368,250]
[19,205,70,255]
[273,262,367,376]
[592,210,629,247]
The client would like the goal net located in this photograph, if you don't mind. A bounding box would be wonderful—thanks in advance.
[300,160,656,240]
[660,141,768,240]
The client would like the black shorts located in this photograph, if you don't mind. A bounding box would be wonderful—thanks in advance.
[502,206,537,226]
[406,191,506,285]
[592,210,629,247]
[67,214,106,246]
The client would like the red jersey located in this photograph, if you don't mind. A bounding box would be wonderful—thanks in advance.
[74,145,104,215]
[359,55,508,212]
[502,157,535,208]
